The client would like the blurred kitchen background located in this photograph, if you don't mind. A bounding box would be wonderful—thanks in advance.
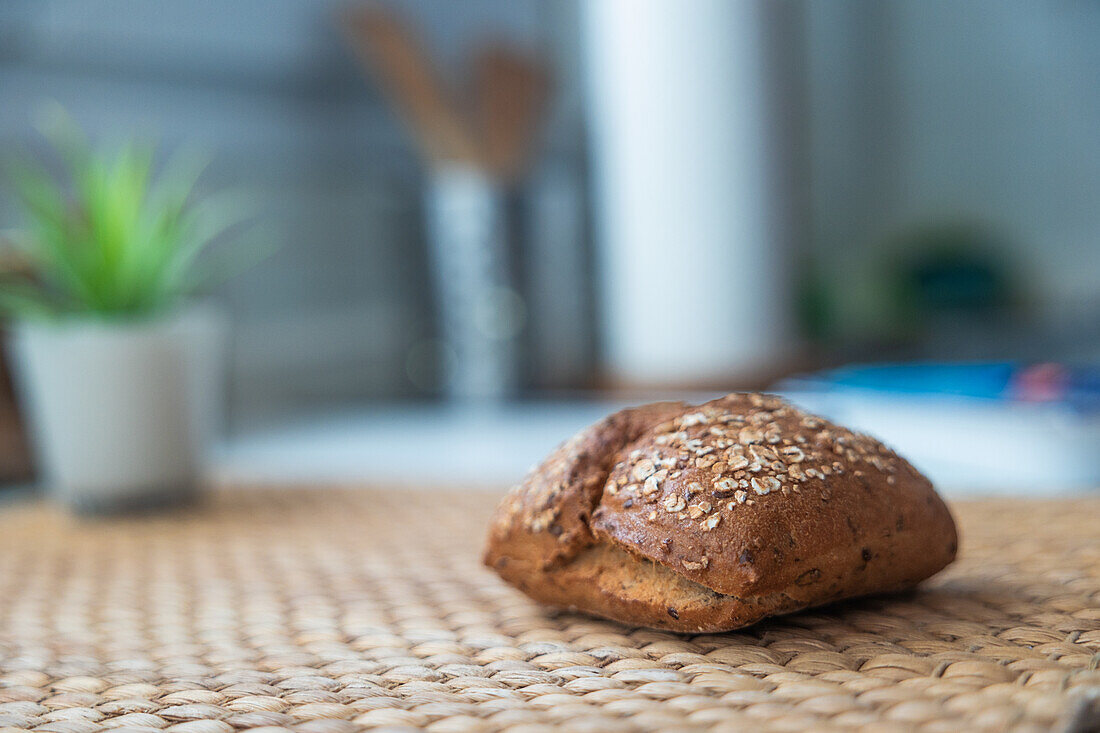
[1,0,1099,497]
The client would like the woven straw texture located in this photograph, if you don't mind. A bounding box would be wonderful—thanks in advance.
[0,488,1097,733]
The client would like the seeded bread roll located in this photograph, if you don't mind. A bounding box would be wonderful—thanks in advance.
[484,393,957,632]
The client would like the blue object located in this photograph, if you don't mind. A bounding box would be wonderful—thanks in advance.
[780,362,1100,411]
[811,362,1015,399]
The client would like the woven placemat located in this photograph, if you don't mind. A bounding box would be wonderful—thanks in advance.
[0,488,1097,733]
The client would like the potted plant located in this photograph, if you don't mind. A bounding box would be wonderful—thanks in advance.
[1,116,251,513]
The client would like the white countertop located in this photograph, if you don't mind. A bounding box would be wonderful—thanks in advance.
[213,397,1100,497]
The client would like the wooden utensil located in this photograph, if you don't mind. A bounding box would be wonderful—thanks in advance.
[342,7,480,164]
[474,45,550,181]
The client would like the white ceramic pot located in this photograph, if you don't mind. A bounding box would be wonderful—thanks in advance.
[7,305,227,513]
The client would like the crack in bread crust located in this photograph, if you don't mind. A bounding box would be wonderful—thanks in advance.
[484,401,687,569]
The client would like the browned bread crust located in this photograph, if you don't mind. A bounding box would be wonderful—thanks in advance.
[484,393,958,632]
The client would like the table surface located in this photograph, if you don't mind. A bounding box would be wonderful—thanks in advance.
[0,488,1097,732]
[213,402,1100,494]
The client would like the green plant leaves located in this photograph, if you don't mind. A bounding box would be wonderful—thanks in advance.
[1,112,263,319]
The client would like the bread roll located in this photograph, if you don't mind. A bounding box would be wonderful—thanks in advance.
[484,393,957,632]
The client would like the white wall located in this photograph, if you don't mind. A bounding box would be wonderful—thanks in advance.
[808,0,1100,335]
